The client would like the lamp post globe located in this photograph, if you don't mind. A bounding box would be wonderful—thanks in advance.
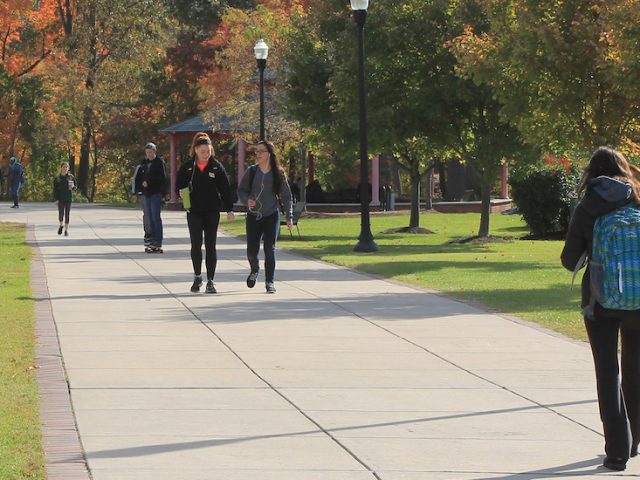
[351,1,377,252]
[350,0,369,10]
[254,39,269,141]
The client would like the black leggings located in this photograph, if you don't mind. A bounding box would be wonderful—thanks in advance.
[585,312,640,460]
[58,201,71,224]
[187,211,220,280]
[246,211,279,283]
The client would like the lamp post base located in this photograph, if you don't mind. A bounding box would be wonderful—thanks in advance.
[354,239,379,252]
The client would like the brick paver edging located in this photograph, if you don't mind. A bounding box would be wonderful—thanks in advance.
[28,225,91,480]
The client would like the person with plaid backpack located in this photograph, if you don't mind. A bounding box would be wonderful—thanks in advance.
[562,147,640,471]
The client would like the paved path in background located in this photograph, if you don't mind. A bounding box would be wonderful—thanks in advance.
[2,202,637,479]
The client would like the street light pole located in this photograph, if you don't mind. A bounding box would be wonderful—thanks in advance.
[351,0,378,252]
[254,39,269,141]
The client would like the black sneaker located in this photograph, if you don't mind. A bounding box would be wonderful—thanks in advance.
[190,276,202,293]
[265,282,276,294]
[58,226,63,235]
[205,280,217,294]
[246,271,258,288]
[64,230,69,237]
[603,457,626,471]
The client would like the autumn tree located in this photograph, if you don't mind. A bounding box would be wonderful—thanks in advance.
[199,0,308,145]
[0,0,59,161]
[53,0,172,199]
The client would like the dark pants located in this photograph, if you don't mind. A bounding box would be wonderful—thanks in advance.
[58,200,71,224]
[146,194,163,247]
[187,211,220,280]
[11,182,21,206]
[246,211,279,283]
[585,312,640,460]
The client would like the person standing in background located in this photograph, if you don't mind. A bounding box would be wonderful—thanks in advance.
[142,142,166,253]
[132,150,153,248]
[53,162,77,236]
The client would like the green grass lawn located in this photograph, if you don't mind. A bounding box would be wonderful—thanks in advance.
[0,223,45,480]
[222,211,585,340]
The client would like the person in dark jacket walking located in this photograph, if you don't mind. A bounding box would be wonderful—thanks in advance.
[561,146,640,471]
[176,132,235,294]
[8,157,24,208]
[53,162,77,236]
[142,142,166,253]
[132,153,153,247]
[237,141,293,294]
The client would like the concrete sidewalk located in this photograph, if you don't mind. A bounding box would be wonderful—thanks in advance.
[2,203,635,479]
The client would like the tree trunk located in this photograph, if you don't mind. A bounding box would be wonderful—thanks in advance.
[477,175,491,238]
[409,161,420,229]
[89,132,98,202]
[78,106,93,197]
[425,166,433,210]
[9,109,24,157]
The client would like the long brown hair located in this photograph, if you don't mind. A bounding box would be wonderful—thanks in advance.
[256,140,285,194]
[578,146,640,202]
[189,132,215,158]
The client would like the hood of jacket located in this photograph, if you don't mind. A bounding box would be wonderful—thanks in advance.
[581,176,632,217]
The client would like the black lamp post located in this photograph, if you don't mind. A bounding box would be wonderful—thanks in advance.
[351,0,378,252]
[254,39,269,141]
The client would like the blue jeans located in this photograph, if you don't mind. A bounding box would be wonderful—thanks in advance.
[146,194,163,247]
[10,182,21,206]
[139,195,152,237]
[246,211,280,283]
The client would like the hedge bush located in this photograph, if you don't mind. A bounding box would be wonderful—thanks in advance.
[510,157,581,238]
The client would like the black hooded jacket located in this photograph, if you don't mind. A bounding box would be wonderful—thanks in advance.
[175,157,234,213]
[561,176,634,308]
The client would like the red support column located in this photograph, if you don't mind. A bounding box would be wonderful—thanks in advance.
[371,154,380,206]
[501,162,509,199]
[169,134,177,204]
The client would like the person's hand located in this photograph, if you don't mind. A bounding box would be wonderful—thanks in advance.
[227,212,235,221]
[142,181,148,188]
[247,198,256,209]
[178,190,183,199]
[287,219,293,231]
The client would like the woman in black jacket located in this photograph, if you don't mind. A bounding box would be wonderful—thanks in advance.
[53,162,77,236]
[561,146,640,471]
[176,132,235,294]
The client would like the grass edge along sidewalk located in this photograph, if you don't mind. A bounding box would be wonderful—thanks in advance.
[222,211,586,341]
[0,223,46,480]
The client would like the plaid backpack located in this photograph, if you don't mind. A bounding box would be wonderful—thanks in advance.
[590,205,640,310]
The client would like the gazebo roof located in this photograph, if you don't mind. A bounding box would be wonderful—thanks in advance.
[159,114,258,135]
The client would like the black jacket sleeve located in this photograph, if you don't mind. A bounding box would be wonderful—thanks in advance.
[175,162,191,192]
[560,204,592,271]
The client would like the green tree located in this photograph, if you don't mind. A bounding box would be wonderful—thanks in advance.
[451,0,640,157]
[282,0,531,236]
